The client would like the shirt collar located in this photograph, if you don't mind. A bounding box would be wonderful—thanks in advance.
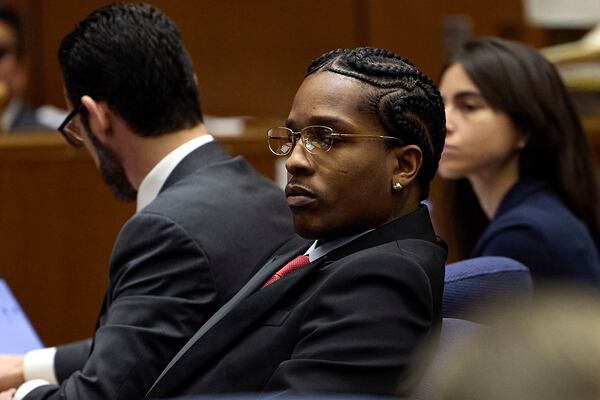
[136,134,214,211]
[304,229,374,262]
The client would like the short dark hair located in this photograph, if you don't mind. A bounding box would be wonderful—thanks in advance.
[446,37,600,251]
[307,47,446,199]
[58,2,203,137]
[0,6,24,57]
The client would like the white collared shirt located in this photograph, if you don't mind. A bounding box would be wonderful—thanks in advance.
[15,134,215,400]
[136,134,214,211]
[304,229,374,262]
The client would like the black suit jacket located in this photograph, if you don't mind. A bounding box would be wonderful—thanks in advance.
[147,206,446,398]
[27,141,295,400]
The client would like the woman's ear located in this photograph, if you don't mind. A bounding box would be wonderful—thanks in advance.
[81,95,112,143]
[391,144,422,189]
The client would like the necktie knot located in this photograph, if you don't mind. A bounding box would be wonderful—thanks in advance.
[262,255,310,288]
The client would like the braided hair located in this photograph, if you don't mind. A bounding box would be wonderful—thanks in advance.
[307,47,446,199]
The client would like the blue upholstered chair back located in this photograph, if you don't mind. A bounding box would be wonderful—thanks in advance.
[443,256,533,322]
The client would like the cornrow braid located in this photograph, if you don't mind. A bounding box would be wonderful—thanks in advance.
[307,47,446,200]
[384,93,442,196]
[307,48,347,75]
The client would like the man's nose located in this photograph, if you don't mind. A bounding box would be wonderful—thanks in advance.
[285,137,312,175]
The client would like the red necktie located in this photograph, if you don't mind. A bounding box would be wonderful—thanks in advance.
[262,255,310,288]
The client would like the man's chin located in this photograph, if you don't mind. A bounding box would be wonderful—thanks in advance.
[292,219,318,240]
[292,216,332,240]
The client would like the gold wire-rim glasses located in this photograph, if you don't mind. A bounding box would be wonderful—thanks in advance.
[267,125,403,156]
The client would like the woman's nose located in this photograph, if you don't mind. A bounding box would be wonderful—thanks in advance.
[444,106,456,134]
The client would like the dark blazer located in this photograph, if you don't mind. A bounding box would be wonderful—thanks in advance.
[146,206,446,398]
[26,141,295,400]
[472,178,600,286]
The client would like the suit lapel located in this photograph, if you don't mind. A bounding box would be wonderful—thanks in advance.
[197,254,321,361]
[147,240,313,398]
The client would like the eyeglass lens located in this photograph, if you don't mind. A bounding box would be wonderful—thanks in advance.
[268,126,333,155]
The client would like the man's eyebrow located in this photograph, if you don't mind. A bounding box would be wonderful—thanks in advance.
[307,116,347,127]
[285,116,352,131]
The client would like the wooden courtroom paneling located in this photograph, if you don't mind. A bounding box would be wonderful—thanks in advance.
[0,133,134,346]
[583,117,600,163]
[366,0,529,79]
[26,0,364,118]
[7,0,537,117]
[0,121,280,346]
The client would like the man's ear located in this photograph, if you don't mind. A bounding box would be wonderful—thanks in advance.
[81,95,112,143]
[390,144,423,188]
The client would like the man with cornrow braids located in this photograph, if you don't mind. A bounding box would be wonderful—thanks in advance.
[145,47,447,398]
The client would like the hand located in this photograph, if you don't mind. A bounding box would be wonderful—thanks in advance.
[0,355,24,391]
[0,388,15,400]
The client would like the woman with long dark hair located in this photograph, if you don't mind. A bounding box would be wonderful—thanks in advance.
[434,37,600,286]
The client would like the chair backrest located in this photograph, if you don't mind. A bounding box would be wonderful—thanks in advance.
[443,256,533,322]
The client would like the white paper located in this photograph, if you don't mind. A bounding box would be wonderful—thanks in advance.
[0,279,43,353]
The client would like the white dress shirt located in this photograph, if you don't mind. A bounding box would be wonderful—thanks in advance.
[14,134,214,400]
[304,229,373,262]
[136,134,214,211]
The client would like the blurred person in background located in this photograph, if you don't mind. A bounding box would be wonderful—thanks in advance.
[0,6,51,132]
[424,287,600,400]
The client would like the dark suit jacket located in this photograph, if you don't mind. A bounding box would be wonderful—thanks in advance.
[472,178,600,286]
[146,206,446,398]
[26,141,295,400]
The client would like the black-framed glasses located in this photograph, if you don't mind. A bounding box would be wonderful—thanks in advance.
[58,103,84,147]
[267,125,404,156]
